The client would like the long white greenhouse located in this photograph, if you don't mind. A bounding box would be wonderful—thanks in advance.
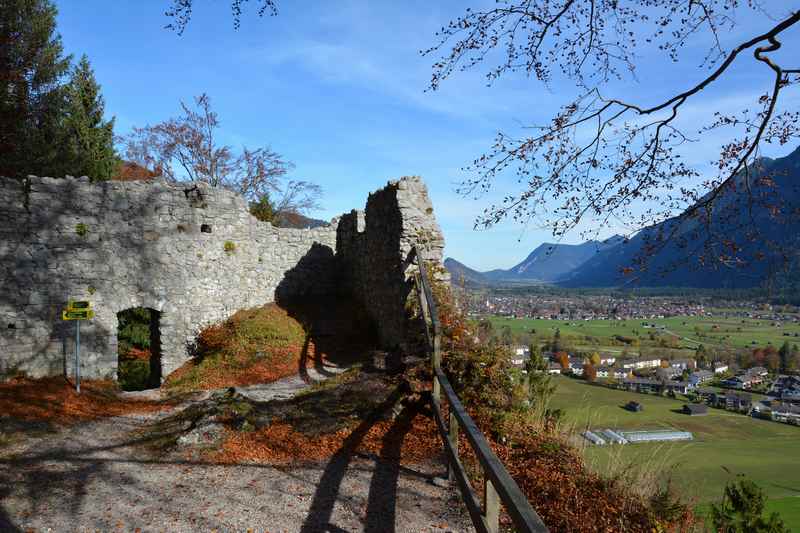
[582,429,694,445]
[619,430,693,443]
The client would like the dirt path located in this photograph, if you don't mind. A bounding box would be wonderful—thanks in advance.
[120,361,349,404]
[0,369,473,532]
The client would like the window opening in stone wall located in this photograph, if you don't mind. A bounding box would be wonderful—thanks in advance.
[117,307,162,390]
[201,224,212,233]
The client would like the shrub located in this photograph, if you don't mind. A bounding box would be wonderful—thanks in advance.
[711,477,789,532]
[75,223,89,237]
[118,357,151,391]
[249,194,275,223]
[224,241,236,254]
[423,263,539,436]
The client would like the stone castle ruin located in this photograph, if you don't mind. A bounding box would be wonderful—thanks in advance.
[0,175,445,382]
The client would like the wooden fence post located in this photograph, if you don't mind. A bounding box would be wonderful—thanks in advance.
[448,409,458,481]
[432,331,442,402]
[484,477,500,533]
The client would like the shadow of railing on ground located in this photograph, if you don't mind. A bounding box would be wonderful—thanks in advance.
[299,383,410,533]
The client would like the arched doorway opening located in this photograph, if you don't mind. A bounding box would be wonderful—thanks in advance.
[117,307,162,390]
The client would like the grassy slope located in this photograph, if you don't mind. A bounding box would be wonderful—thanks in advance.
[163,304,309,392]
[548,376,800,528]
[489,315,800,351]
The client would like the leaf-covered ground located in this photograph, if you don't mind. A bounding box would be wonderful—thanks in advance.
[0,377,169,424]
[0,362,473,531]
[0,395,472,532]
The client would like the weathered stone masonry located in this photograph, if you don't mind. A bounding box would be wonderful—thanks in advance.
[337,177,447,351]
[0,174,445,381]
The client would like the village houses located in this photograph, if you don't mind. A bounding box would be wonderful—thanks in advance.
[689,369,714,386]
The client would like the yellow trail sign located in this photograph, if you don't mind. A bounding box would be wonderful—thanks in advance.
[67,300,92,311]
[62,309,94,321]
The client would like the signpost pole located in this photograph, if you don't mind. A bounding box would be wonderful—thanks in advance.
[75,319,81,393]
[63,300,92,393]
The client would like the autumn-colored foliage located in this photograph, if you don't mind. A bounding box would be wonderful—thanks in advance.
[215,412,442,466]
[751,345,783,373]
[424,270,692,531]
[583,363,597,381]
[112,161,158,181]
[163,304,312,392]
[492,429,696,532]
[0,377,169,424]
[122,347,152,361]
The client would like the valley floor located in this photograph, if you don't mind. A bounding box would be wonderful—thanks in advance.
[548,376,800,530]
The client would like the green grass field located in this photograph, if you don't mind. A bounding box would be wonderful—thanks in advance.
[548,376,800,529]
[767,498,800,531]
[489,315,800,353]
[696,498,800,531]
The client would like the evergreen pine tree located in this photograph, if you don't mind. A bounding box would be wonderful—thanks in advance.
[778,341,791,373]
[696,343,709,368]
[61,55,118,180]
[249,193,276,223]
[551,328,562,352]
[0,0,71,177]
[529,342,542,361]
[525,343,555,406]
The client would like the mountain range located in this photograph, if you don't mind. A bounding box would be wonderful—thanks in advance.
[445,237,623,285]
[446,146,800,289]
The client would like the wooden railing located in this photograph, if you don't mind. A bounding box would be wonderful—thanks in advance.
[411,248,549,533]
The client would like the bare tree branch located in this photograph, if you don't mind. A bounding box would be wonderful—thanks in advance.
[424,1,800,277]
[123,93,322,220]
[164,0,278,35]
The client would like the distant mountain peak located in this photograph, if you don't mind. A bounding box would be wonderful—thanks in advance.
[560,144,800,288]
[446,146,800,289]
[445,236,624,285]
[443,257,488,286]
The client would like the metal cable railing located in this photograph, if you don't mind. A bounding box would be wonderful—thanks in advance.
[411,247,549,533]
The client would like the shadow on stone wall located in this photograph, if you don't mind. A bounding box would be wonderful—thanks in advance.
[0,178,186,381]
[1,175,443,382]
[275,243,338,302]
[275,243,380,380]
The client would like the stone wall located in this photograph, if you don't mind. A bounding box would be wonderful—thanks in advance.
[0,174,445,381]
[0,176,337,380]
[336,176,446,351]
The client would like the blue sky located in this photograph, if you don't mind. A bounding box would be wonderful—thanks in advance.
[54,1,800,270]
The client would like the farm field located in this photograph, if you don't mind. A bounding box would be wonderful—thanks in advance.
[488,314,800,353]
[548,376,800,527]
